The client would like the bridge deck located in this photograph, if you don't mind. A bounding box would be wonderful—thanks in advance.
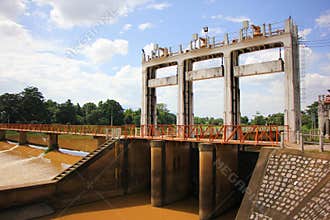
[0,124,288,147]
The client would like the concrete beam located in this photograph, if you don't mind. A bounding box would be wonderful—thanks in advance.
[148,75,178,88]
[186,66,224,81]
[234,60,284,77]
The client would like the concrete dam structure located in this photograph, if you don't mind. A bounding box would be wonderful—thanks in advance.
[0,17,329,220]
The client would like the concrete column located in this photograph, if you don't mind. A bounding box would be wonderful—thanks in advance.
[141,67,148,127]
[325,119,330,138]
[151,140,165,207]
[177,60,185,126]
[318,113,325,135]
[224,51,240,127]
[186,60,194,126]
[141,67,157,127]
[199,143,215,220]
[121,140,129,194]
[0,130,5,141]
[94,136,106,147]
[18,131,27,145]
[283,17,301,143]
[47,134,58,151]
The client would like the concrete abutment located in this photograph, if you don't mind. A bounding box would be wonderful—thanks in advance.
[0,130,5,141]
[47,134,58,151]
[18,131,27,145]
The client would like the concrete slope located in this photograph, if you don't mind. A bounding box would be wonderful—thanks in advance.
[236,148,330,220]
[53,138,118,181]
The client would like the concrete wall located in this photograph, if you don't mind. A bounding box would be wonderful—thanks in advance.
[127,140,151,193]
[214,144,239,216]
[236,148,330,220]
[164,141,191,204]
[0,181,56,210]
[0,139,151,210]
[150,140,191,207]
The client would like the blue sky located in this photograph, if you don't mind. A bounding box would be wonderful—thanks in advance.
[0,0,330,118]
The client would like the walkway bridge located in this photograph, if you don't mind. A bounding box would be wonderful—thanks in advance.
[0,123,289,147]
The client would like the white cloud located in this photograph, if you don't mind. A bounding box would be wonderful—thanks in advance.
[123,23,132,31]
[298,28,312,39]
[82,38,128,64]
[32,0,150,28]
[0,18,141,109]
[211,14,223,20]
[224,16,251,23]
[211,14,250,23]
[0,0,26,20]
[316,10,330,28]
[138,22,153,31]
[200,27,224,37]
[120,23,132,34]
[146,2,171,10]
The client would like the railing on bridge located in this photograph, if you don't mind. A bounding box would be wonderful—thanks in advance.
[0,123,289,146]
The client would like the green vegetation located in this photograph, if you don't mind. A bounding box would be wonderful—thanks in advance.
[0,87,319,131]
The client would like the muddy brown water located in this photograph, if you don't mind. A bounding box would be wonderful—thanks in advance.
[0,142,81,187]
[40,192,238,220]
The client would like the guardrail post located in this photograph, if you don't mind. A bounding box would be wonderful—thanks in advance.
[300,133,304,153]
[280,132,284,149]
[296,131,300,144]
[106,128,109,140]
[319,133,324,152]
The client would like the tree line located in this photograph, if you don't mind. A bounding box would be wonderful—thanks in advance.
[0,87,318,130]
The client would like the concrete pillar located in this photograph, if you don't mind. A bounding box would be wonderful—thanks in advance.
[141,67,157,128]
[224,51,240,127]
[18,131,27,145]
[186,60,194,127]
[121,140,129,194]
[199,143,215,220]
[0,130,5,141]
[151,140,165,207]
[325,119,330,138]
[47,134,58,150]
[94,136,106,147]
[177,60,185,126]
[283,17,301,143]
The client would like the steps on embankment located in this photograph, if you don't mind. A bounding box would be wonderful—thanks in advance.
[236,147,330,220]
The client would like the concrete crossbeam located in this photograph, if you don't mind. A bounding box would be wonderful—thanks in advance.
[148,76,178,88]
[186,66,224,81]
[234,60,284,77]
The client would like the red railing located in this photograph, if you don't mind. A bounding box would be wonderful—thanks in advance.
[0,123,289,146]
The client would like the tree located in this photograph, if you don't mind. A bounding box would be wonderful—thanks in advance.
[98,100,124,125]
[251,112,267,125]
[45,100,58,123]
[157,104,176,124]
[241,116,249,125]
[20,87,48,123]
[124,108,141,125]
[56,99,77,124]
[267,113,284,125]
[0,93,22,123]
